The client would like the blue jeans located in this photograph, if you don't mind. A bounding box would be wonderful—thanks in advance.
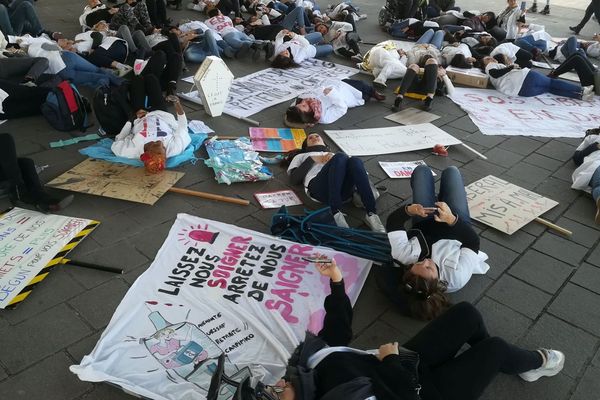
[560,36,580,59]
[59,51,123,89]
[272,1,288,12]
[591,166,600,202]
[518,70,582,98]
[307,153,377,213]
[416,29,444,50]
[183,30,222,63]
[410,165,470,224]
[0,0,41,35]
[515,35,547,53]
[223,30,253,49]
[281,6,306,30]
[389,20,409,38]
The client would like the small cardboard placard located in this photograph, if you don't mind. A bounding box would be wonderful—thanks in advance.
[194,56,234,117]
[465,175,558,235]
[47,159,184,205]
[254,190,303,209]
[385,108,440,125]
[379,161,436,179]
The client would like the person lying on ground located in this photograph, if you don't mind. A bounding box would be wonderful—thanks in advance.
[284,78,385,126]
[490,41,535,69]
[108,0,154,35]
[425,0,461,19]
[314,11,362,60]
[205,8,259,58]
[285,133,386,232]
[0,133,74,212]
[572,128,600,225]
[271,29,331,68]
[111,75,190,173]
[253,256,566,400]
[392,55,448,111]
[482,55,595,100]
[383,165,489,320]
[359,41,408,88]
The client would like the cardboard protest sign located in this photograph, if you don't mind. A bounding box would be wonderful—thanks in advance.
[193,56,234,117]
[379,161,436,179]
[0,207,98,308]
[47,159,184,205]
[465,175,558,235]
[385,108,440,125]
[71,214,372,399]
[249,128,306,153]
[254,190,303,209]
[325,124,462,156]
[449,87,600,137]
[180,59,358,118]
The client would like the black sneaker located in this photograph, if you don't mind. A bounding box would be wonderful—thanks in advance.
[540,5,550,14]
[423,96,433,111]
[528,3,537,12]
[391,96,403,112]
[569,26,581,35]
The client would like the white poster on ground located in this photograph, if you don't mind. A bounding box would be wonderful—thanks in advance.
[180,59,359,118]
[449,87,600,137]
[71,214,371,400]
[325,123,462,156]
[0,208,95,308]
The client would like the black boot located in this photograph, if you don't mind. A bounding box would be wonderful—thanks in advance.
[569,25,581,34]
[392,96,403,112]
[540,5,550,14]
[9,184,73,213]
[528,3,537,12]
[422,96,434,111]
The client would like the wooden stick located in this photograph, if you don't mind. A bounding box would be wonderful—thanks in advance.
[168,187,250,206]
[208,135,239,140]
[534,217,572,236]
[459,142,488,160]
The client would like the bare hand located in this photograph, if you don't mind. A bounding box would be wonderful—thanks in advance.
[406,204,436,218]
[434,201,457,225]
[377,342,399,361]
[314,255,342,282]
[437,67,447,78]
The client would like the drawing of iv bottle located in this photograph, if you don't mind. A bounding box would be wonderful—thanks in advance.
[141,311,242,397]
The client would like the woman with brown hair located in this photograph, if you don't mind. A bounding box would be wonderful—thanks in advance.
[383,165,490,320]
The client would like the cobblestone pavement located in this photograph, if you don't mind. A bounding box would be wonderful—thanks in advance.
[0,1,599,399]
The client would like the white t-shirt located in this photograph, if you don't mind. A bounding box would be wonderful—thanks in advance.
[296,79,364,124]
[205,15,238,36]
[490,42,520,62]
[486,63,529,96]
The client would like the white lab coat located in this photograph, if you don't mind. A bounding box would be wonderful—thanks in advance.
[572,134,600,193]
[297,78,364,124]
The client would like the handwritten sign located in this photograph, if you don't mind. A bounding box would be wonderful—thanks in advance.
[194,56,234,117]
[449,87,600,137]
[465,175,558,234]
[325,124,462,156]
[71,214,371,399]
[254,190,303,209]
[379,161,436,179]
[0,208,96,308]
[180,59,358,118]
[385,107,440,125]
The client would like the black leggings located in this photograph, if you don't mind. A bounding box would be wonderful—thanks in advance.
[341,78,374,101]
[130,74,167,113]
[0,133,43,196]
[554,52,597,87]
[398,63,438,96]
[152,33,183,85]
[403,302,543,400]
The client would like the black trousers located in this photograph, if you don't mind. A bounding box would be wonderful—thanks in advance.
[574,0,600,30]
[152,33,183,85]
[86,40,128,68]
[85,8,113,27]
[130,74,167,112]
[145,0,167,26]
[0,79,49,120]
[555,52,597,87]
[0,133,43,196]
[341,78,374,101]
[398,63,438,96]
[515,48,533,68]
[404,302,543,400]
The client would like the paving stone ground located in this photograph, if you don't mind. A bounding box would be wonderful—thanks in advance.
[0,0,599,399]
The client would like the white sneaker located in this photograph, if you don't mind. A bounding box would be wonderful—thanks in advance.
[582,85,595,101]
[364,213,386,233]
[519,349,565,382]
[333,211,350,228]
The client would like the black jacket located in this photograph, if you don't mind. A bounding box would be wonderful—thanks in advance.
[288,280,426,400]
